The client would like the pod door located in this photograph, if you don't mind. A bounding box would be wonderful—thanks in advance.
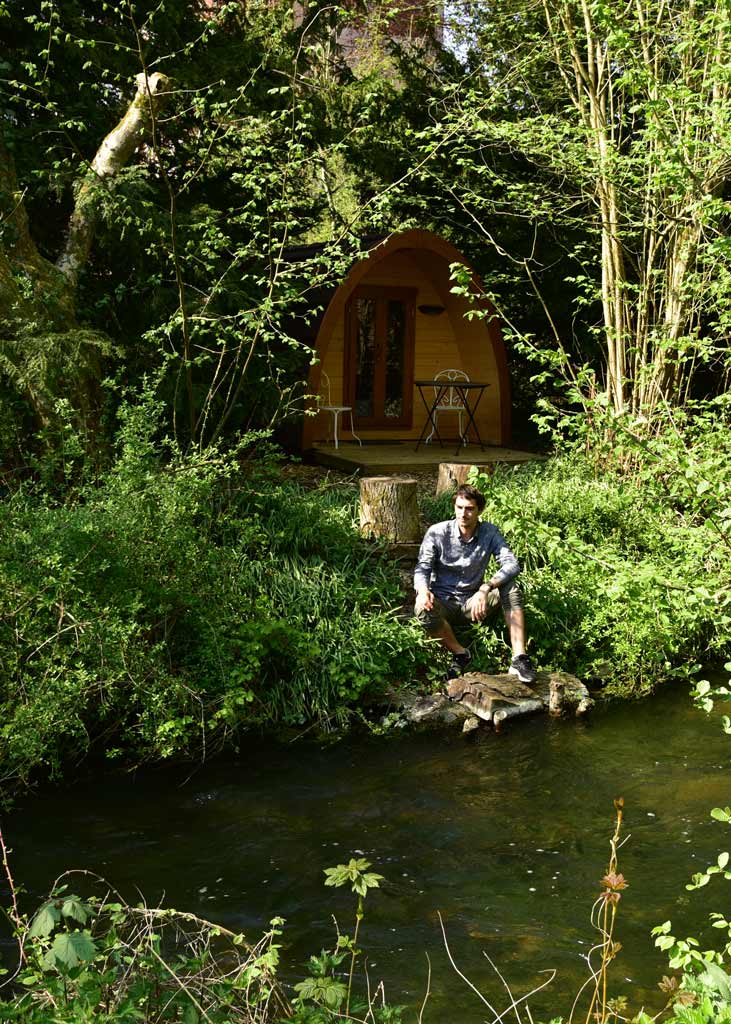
[344,286,415,429]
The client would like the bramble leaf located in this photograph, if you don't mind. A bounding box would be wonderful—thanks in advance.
[29,903,61,938]
[42,930,97,970]
[61,898,91,925]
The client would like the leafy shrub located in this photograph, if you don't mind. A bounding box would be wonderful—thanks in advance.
[421,449,727,694]
[0,402,431,793]
[0,872,289,1023]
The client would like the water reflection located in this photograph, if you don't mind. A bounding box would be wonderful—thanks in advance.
[6,683,731,1021]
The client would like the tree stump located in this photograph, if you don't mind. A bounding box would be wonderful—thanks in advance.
[549,678,565,715]
[436,463,494,497]
[359,476,421,543]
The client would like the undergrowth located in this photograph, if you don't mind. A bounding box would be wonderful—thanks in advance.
[3,389,730,793]
[0,398,432,794]
[420,446,728,696]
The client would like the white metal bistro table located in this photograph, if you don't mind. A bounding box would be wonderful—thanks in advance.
[414,379,490,454]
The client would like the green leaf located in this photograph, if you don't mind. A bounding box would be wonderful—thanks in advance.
[698,961,731,1001]
[711,807,731,822]
[324,980,347,1009]
[43,931,97,971]
[60,898,91,925]
[183,1003,200,1024]
[29,903,61,938]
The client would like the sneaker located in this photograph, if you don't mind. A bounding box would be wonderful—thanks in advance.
[508,654,537,685]
[446,649,472,680]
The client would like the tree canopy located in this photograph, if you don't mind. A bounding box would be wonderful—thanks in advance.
[2,0,731,460]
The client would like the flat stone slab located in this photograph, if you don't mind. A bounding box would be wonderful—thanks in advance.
[388,669,593,733]
[447,672,537,705]
[447,672,545,727]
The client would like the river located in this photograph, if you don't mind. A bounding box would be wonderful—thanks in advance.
[4,682,730,1021]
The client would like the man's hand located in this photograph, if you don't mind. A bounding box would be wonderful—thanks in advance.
[470,580,497,622]
[470,590,491,621]
[415,588,435,614]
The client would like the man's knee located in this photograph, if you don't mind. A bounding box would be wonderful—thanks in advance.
[415,603,444,633]
[415,596,469,635]
[499,580,524,612]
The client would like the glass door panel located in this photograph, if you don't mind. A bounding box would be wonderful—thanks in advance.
[384,300,405,419]
[354,297,376,418]
[345,287,415,429]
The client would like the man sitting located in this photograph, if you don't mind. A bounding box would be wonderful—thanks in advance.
[413,484,537,684]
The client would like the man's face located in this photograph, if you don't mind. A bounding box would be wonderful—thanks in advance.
[454,496,479,532]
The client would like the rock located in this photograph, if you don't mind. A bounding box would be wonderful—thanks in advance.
[409,693,451,723]
[398,569,417,593]
[384,668,592,733]
[389,690,472,728]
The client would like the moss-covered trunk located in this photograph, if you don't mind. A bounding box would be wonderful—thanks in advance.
[0,73,169,435]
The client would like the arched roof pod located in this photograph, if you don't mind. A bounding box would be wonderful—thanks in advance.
[301,229,511,449]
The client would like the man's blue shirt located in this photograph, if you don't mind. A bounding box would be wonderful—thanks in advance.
[413,519,521,603]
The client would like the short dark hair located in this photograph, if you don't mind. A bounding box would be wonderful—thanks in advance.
[454,484,485,512]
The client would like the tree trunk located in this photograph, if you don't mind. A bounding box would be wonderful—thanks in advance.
[359,476,421,543]
[56,72,170,292]
[436,462,494,497]
[0,129,74,332]
[1,73,170,434]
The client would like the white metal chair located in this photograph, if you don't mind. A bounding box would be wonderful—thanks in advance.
[319,371,361,449]
[425,369,470,445]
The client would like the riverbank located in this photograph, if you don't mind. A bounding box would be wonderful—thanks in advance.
[1,435,727,798]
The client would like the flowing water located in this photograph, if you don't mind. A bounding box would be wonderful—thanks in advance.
[5,684,731,1021]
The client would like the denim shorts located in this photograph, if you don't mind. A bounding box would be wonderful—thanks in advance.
[415,580,523,635]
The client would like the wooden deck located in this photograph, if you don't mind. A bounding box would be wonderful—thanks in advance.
[310,442,543,475]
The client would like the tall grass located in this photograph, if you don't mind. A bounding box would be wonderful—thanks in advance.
[0,416,431,793]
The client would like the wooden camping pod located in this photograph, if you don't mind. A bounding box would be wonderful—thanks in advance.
[295,231,511,450]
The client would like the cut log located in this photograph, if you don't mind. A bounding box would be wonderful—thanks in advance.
[448,673,543,727]
[436,463,494,497]
[359,476,421,543]
[533,670,592,714]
